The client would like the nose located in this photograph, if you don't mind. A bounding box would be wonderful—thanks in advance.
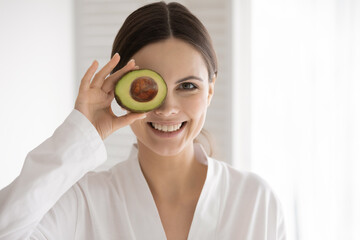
[154,93,179,117]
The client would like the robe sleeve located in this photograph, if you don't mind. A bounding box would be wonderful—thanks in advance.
[0,109,107,240]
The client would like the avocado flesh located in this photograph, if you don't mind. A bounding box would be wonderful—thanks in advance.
[114,69,167,113]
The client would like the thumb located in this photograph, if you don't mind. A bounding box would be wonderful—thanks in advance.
[112,112,147,131]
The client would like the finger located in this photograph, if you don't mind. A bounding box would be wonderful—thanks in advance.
[91,53,120,89]
[112,112,147,131]
[79,60,98,90]
[102,59,136,93]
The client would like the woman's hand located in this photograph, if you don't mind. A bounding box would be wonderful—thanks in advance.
[74,53,146,140]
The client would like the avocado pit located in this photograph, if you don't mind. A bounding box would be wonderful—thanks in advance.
[130,76,158,102]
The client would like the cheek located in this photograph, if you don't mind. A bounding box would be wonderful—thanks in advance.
[186,91,208,110]
[182,93,208,125]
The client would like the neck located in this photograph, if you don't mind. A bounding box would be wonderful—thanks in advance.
[137,141,206,202]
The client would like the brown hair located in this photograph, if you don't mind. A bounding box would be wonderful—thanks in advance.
[111,1,218,156]
[111,1,217,80]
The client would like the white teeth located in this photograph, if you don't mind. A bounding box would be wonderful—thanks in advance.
[151,122,182,132]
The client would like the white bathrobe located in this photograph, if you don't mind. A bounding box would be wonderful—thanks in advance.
[0,109,286,240]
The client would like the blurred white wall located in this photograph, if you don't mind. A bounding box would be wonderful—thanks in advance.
[0,0,74,189]
[249,0,360,239]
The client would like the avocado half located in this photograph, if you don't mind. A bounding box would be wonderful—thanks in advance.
[114,69,167,113]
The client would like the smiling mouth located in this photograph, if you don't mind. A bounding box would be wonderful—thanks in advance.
[147,121,187,132]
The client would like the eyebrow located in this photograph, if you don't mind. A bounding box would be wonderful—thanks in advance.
[175,76,204,84]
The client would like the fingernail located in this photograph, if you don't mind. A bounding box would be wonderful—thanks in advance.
[113,53,119,58]
[127,59,135,64]
[140,114,147,119]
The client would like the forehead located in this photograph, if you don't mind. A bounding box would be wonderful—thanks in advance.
[132,38,208,83]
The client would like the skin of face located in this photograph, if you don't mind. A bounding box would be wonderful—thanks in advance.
[130,37,215,157]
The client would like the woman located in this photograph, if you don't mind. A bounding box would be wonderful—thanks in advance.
[0,2,285,240]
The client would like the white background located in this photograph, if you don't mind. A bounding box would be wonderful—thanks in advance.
[0,0,74,192]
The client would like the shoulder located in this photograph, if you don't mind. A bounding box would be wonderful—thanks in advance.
[210,158,282,207]
[211,158,272,191]
[57,160,133,211]
[76,159,131,191]
[211,159,286,239]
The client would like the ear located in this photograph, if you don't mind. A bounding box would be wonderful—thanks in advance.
[207,76,216,107]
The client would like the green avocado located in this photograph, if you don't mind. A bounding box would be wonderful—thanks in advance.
[114,69,167,113]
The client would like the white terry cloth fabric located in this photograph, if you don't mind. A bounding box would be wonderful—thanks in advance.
[0,109,286,240]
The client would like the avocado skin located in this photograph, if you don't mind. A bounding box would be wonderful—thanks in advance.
[114,69,167,113]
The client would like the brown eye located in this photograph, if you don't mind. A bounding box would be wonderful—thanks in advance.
[179,82,197,90]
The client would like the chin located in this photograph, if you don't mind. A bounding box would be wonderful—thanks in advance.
[137,138,190,157]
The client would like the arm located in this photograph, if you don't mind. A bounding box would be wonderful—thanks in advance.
[0,109,106,240]
[0,54,145,240]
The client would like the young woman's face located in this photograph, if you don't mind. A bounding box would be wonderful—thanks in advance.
[130,38,215,156]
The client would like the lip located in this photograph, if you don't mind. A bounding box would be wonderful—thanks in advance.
[147,121,184,125]
[147,121,187,138]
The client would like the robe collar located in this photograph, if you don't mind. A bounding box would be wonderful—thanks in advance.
[125,143,221,240]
